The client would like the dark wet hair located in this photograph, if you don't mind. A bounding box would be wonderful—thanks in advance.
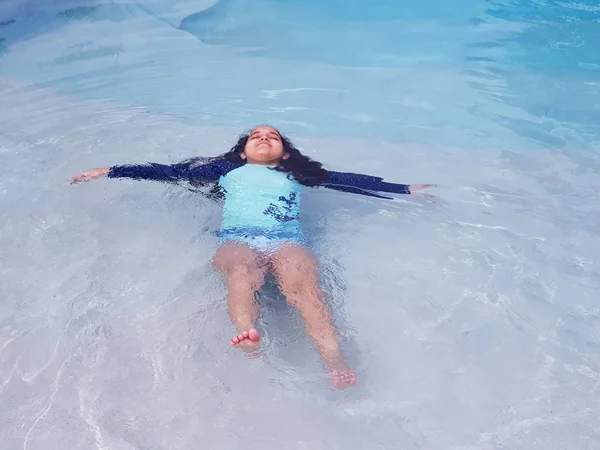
[221,128,329,187]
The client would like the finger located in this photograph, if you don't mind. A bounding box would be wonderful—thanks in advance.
[71,175,89,184]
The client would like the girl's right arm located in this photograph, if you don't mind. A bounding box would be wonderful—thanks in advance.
[70,160,238,184]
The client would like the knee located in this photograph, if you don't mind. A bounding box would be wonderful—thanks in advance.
[283,281,329,320]
[279,270,320,300]
[273,246,321,298]
[226,264,264,291]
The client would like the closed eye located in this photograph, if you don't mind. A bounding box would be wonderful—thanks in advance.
[249,131,281,141]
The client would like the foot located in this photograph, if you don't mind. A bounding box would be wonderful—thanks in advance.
[329,367,357,389]
[230,328,260,348]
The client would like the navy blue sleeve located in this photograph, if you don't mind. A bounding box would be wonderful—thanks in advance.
[107,159,239,183]
[320,171,411,199]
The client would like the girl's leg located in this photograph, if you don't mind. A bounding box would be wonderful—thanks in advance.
[270,244,356,388]
[213,242,267,347]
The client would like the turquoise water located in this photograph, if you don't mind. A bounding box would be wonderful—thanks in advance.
[1,1,599,449]
[1,0,598,146]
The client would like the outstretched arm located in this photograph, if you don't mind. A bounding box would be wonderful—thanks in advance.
[321,170,436,199]
[70,159,238,185]
[70,167,111,184]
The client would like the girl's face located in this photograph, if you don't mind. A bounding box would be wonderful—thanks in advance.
[242,126,288,165]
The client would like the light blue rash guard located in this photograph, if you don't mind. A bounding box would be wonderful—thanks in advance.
[216,164,305,248]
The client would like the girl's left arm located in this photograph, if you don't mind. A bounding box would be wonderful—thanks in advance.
[320,170,436,198]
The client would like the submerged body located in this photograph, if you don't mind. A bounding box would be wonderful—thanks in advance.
[72,125,436,389]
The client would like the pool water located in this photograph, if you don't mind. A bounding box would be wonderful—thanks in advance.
[1,1,599,449]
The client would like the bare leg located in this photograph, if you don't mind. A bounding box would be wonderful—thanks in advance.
[271,244,356,389]
[213,243,267,348]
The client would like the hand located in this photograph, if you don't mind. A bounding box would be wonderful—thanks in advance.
[409,184,437,198]
[70,168,110,184]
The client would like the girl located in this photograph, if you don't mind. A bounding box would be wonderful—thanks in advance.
[71,126,435,389]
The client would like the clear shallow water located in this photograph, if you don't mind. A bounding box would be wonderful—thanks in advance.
[1,1,600,449]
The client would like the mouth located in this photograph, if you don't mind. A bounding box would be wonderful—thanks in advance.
[257,142,270,148]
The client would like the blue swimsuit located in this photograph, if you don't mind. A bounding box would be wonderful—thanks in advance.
[108,159,411,252]
[217,163,306,251]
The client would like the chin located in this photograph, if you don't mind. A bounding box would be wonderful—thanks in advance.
[251,151,275,159]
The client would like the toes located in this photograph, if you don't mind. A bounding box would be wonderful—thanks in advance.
[248,328,260,342]
[230,333,249,346]
[230,329,260,347]
[330,369,357,389]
